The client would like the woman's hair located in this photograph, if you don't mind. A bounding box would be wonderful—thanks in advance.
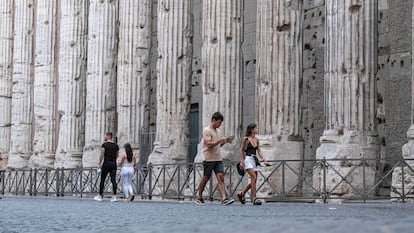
[245,123,257,137]
[124,143,133,163]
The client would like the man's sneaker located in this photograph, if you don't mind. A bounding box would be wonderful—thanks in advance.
[222,198,234,206]
[93,195,103,202]
[195,198,205,205]
[110,196,118,202]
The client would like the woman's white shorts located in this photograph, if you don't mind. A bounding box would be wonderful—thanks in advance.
[244,156,259,172]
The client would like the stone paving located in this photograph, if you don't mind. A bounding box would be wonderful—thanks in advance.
[1,196,414,233]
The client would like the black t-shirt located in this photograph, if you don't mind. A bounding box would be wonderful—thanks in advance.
[102,142,119,163]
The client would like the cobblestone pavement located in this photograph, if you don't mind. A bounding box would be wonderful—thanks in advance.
[1,196,414,233]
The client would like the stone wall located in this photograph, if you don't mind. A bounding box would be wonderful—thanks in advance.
[0,0,413,194]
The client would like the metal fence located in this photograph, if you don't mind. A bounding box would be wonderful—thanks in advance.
[1,158,414,203]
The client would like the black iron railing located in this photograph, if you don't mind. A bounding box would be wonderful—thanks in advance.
[1,158,413,202]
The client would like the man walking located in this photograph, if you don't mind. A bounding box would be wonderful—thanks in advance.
[94,132,119,202]
[196,112,234,205]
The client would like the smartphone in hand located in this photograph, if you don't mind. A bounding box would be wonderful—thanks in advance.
[227,135,235,143]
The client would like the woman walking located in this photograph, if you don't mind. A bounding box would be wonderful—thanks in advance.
[119,143,137,201]
[238,123,268,205]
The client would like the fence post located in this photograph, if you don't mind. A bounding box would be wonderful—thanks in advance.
[135,166,140,195]
[193,163,197,198]
[79,168,83,198]
[1,171,5,195]
[56,168,60,197]
[60,168,64,197]
[14,170,18,195]
[322,157,327,204]
[209,173,214,201]
[29,169,33,196]
[282,161,286,197]
[45,169,49,196]
[362,158,366,203]
[148,163,153,200]
[177,165,181,200]
[402,164,405,203]
[229,162,233,197]
[34,169,37,196]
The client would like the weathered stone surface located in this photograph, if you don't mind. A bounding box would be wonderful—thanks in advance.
[55,0,88,168]
[83,0,118,167]
[391,2,414,201]
[8,0,35,169]
[315,0,380,197]
[117,0,152,156]
[148,0,193,164]
[0,0,14,169]
[31,0,58,169]
[391,166,414,202]
[255,0,304,196]
[194,0,243,163]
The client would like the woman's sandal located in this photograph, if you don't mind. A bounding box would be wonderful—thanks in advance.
[237,193,246,204]
[253,198,262,205]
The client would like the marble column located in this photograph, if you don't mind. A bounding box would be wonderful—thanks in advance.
[117,0,151,157]
[255,0,304,196]
[83,0,118,167]
[8,0,35,169]
[194,0,243,163]
[391,3,414,201]
[55,0,88,168]
[0,0,14,169]
[31,0,58,168]
[148,0,193,164]
[315,0,379,197]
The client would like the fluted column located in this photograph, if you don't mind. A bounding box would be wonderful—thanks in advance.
[194,0,243,163]
[391,3,414,201]
[0,0,14,169]
[55,0,88,168]
[148,0,193,164]
[255,0,304,196]
[83,0,118,167]
[8,0,35,169]
[315,0,379,197]
[31,0,58,168]
[117,0,151,156]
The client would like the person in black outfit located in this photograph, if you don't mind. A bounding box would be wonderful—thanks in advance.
[94,132,119,202]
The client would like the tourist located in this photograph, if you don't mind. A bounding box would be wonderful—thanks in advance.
[94,132,119,202]
[118,143,136,201]
[196,112,235,205]
[238,123,268,205]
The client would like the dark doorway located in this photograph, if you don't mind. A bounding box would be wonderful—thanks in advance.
[188,103,199,164]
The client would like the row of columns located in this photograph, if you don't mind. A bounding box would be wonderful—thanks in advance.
[0,0,395,199]
[0,0,152,169]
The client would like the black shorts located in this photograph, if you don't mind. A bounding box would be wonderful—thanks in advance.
[203,161,224,177]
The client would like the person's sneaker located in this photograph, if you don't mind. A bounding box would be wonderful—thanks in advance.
[130,194,135,202]
[195,198,205,205]
[110,196,118,202]
[222,198,234,206]
[93,195,103,202]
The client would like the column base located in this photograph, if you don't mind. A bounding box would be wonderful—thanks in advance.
[256,135,304,198]
[391,132,414,202]
[29,152,55,169]
[0,154,7,171]
[82,144,101,168]
[7,153,31,169]
[148,144,187,165]
[55,150,83,168]
[314,130,379,198]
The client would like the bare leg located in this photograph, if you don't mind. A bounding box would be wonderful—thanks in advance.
[215,172,226,201]
[245,169,257,200]
[197,176,210,199]
[242,183,252,196]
